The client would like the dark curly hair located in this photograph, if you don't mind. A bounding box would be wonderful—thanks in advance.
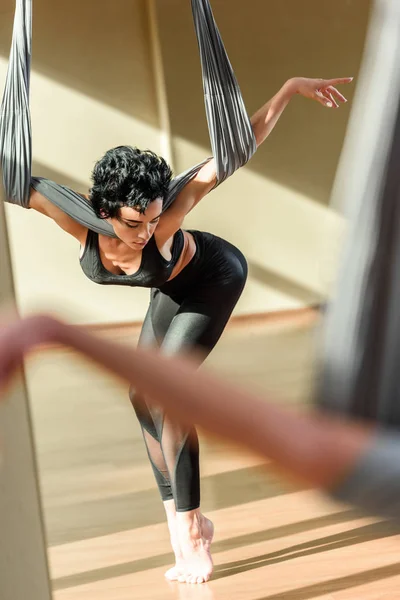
[89,146,173,218]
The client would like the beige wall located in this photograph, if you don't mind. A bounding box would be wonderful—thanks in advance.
[1,0,371,324]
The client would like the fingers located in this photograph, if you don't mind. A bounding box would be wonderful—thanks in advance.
[315,79,352,108]
[324,77,353,87]
[315,90,333,108]
[324,89,339,108]
[326,86,347,104]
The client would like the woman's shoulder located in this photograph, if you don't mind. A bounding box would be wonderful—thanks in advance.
[29,186,88,244]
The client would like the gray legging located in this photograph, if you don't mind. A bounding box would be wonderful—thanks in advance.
[129,230,247,511]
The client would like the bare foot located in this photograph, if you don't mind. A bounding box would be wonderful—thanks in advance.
[163,500,185,581]
[177,510,214,584]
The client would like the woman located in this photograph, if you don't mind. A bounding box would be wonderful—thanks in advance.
[24,76,351,584]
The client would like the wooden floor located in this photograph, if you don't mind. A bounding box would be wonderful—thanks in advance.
[25,315,400,600]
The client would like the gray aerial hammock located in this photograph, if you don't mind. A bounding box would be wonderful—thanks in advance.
[0,0,256,237]
[316,0,400,426]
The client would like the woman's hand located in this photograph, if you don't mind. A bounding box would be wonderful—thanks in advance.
[0,314,61,395]
[287,77,353,108]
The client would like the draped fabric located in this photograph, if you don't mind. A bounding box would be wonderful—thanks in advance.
[191,0,256,185]
[0,0,32,208]
[317,0,400,426]
[0,0,256,236]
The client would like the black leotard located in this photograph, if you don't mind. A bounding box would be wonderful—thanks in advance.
[80,228,247,511]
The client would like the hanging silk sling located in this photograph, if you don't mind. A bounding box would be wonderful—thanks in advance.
[0,0,256,238]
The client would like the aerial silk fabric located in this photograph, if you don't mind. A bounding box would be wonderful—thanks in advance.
[0,0,32,209]
[317,0,400,426]
[0,0,256,238]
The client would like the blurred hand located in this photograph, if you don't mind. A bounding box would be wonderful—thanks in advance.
[0,314,59,396]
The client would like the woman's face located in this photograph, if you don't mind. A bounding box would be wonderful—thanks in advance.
[109,198,163,249]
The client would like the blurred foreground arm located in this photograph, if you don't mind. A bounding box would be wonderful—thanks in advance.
[0,314,398,518]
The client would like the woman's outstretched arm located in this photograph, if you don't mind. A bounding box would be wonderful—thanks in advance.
[250,76,352,146]
[157,76,353,242]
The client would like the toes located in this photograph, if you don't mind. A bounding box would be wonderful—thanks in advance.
[164,568,178,581]
[165,566,185,581]
[183,574,208,584]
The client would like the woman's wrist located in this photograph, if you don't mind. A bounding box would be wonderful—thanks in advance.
[282,77,301,96]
